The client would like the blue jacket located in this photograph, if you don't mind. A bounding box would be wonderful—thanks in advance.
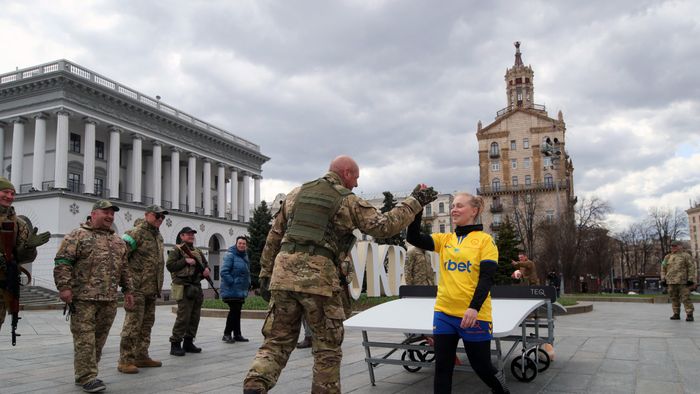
[220,246,251,300]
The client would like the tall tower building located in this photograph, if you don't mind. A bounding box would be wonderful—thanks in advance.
[476,42,575,234]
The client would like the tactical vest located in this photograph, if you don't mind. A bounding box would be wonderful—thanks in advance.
[282,178,352,262]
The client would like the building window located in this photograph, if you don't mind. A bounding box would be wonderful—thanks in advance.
[95,141,105,160]
[490,142,500,157]
[525,175,531,185]
[512,176,518,186]
[439,224,446,233]
[523,138,529,149]
[493,213,502,224]
[546,210,555,223]
[94,178,104,196]
[68,172,81,193]
[524,157,531,169]
[512,195,518,206]
[544,174,554,187]
[544,156,552,167]
[491,161,500,172]
[425,204,432,216]
[525,194,532,203]
[511,159,517,169]
[492,178,501,192]
[438,202,445,213]
[70,133,81,153]
[510,140,516,150]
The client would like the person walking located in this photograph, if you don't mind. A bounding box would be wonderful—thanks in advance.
[661,240,696,321]
[243,155,436,394]
[221,235,251,343]
[407,192,509,394]
[167,227,211,355]
[54,200,135,393]
[117,205,168,373]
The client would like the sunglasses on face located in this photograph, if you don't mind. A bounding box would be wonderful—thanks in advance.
[154,213,166,220]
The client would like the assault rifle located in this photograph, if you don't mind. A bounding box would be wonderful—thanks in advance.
[1,221,30,346]
[177,244,220,299]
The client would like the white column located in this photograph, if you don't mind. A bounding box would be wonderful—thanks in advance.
[217,164,225,218]
[10,117,26,189]
[0,122,5,178]
[163,155,172,207]
[32,113,48,191]
[254,175,261,209]
[230,168,238,220]
[82,118,97,194]
[54,110,70,189]
[152,141,162,206]
[131,134,142,203]
[179,164,187,210]
[188,154,197,213]
[242,172,251,222]
[203,159,211,215]
[108,127,121,198]
[170,148,180,210]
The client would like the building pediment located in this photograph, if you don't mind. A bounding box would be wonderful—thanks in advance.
[477,107,556,139]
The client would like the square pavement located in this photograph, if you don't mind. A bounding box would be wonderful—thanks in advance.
[1,302,698,393]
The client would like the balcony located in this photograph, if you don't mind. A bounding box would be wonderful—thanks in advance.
[490,203,504,213]
[490,222,502,231]
[496,103,547,118]
[489,151,500,159]
[477,179,569,196]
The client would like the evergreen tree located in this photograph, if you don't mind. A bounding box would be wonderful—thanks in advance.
[374,191,406,249]
[247,200,273,289]
[495,218,521,285]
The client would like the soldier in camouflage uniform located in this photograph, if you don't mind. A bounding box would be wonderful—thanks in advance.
[167,226,211,356]
[511,252,540,286]
[118,205,168,373]
[54,200,134,393]
[405,246,435,286]
[0,177,50,333]
[243,155,437,394]
[661,240,696,321]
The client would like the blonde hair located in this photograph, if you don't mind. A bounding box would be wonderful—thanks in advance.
[453,192,484,221]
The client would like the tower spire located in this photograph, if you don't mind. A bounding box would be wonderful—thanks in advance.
[514,41,523,66]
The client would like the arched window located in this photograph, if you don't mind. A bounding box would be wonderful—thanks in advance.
[490,142,500,157]
[492,178,501,192]
[438,202,445,213]
[544,174,554,188]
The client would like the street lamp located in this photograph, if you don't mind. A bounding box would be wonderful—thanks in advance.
[542,136,565,295]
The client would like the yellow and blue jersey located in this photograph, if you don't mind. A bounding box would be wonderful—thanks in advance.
[431,231,498,322]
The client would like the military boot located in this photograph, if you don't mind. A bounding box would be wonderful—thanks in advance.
[296,336,312,349]
[687,313,694,322]
[117,363,139,374]
[170,341,186,356]
[183,337,202,353]
[134,358,162,368]
[670,313,681,320]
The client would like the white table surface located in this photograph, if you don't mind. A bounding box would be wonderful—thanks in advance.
[344,297,545,338]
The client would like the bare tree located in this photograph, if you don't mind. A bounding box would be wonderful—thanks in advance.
[648,207,688,258]
[511,193,539,258]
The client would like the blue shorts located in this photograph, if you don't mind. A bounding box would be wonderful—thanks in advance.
[433,311,493,342]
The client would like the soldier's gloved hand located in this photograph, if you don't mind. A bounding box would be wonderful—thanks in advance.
[411,184,439,207]
[26,227,51,248]
[687,281,695,287]
[259,277,271,302]
[660,280,667,287]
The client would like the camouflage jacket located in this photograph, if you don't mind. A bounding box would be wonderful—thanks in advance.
[513,259,540,285]
[122,218,165,297]
[0,206,38,281]
[53,224,133,301]
[661,251,697,285]
[405,247,435,286]
[166,243,209,285]
[261,171,422,297]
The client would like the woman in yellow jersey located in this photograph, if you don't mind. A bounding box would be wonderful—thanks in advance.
[407,193,509,394]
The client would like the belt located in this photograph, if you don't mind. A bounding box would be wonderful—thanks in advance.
[280,243,336,261]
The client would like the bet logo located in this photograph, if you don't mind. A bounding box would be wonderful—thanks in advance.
[445,259,471,273]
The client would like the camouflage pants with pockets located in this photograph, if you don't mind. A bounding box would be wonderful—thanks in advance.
[668,284,694,314]
[120,293,157,363]
[170,284,203,342]
[244,289,345,394]
[71,300,118,384]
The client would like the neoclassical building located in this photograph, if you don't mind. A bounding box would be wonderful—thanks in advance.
[0,60,269,292]
[476,43,575,233]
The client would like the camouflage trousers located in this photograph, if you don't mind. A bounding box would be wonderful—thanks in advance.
[119,293,157,363]
[70,300,118,385]
[668,284,694,315]
[244,289,345,394]
[170,284,203,342]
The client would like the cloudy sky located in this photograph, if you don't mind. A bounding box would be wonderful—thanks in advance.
[1,0,699,232]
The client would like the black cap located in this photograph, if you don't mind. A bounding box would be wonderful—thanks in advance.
[178,226,197,235]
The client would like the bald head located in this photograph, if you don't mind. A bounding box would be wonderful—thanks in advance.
[329,155,359,190]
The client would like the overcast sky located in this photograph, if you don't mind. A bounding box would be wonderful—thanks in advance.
[1,0,699,232]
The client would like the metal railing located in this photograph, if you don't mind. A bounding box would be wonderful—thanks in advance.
[42,180,55,190]
[162,200,172,209]
[477,179,569,195]
[496,103,546,117]
[119,192,133,202]
[0,59,261,152]
[490,203,503,213]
